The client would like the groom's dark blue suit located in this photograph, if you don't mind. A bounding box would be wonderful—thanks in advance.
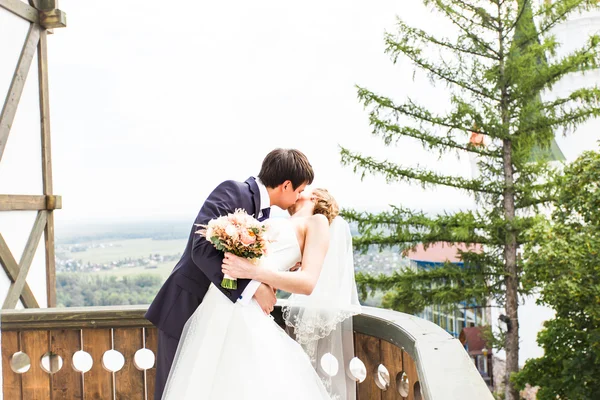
[146,177,263,399]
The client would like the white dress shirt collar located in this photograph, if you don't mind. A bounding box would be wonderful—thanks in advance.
[255,177,271,210]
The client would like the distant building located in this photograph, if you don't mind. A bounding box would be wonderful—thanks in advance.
[407,243,494,388]
[407,242,488,338]
[460,326,493,388]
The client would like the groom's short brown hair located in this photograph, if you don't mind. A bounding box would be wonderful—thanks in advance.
[258,149,314,189]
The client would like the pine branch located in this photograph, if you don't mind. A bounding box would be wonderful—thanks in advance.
[366,114,501,157]
[537,87,600,116]
[342,207,491,237]
[356,264,495,313]
[340,148,503,194]
[431,0,501,58]
[390,17,499,60]
[459,250,505,271]
[519,102,600,134]
[531,0,596,43]
[512,169,558,209]
[342,206,433,228]
[386,26,500,101]
[516,37,600,100]
[346,208,504,250]
[357,88,505,139]
[450,0,501,30]
[515,196,554,209]
[503,0,532,37]
[434,0,499,33]
[351,232,498,251]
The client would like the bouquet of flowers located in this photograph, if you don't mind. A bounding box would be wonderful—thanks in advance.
[196,209,271,290]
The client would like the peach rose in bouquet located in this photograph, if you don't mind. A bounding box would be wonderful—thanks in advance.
[197,209,272,289]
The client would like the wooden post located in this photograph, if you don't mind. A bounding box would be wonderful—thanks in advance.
[38,29,57,307]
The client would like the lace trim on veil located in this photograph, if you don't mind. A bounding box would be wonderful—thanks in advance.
[282,307,358,347]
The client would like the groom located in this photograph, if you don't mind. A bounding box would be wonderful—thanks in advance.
[145,148,314,399]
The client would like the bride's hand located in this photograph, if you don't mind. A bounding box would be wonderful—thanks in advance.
[221,253,260,280]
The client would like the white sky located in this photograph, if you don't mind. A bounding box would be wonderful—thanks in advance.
[3,0,599,225]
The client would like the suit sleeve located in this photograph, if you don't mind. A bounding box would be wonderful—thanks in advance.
[191,180,253,302]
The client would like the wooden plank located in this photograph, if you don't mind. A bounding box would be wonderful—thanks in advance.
[21,330,51,399]
[355,333,382,400]
[145,328,158,400]
[3,318,154,331]
[0,23,42,163]
[3,211,48,309]
[0,195,61,211]
[1,331,23,399]
[381,340,404,400]
[0,0,39,23]
[82,329,112,400]
[50,329,83,400]
[114,328,144,399]
[0,195,44,210]
[402,350,420,400]
[0,305,153,331]
[0,234,39,308]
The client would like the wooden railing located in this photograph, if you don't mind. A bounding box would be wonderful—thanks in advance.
[1,306,156,399]
[1,305,493,400]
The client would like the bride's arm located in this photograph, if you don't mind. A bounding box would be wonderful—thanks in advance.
[222,214,330,295]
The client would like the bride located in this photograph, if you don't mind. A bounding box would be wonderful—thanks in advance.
[161,188,361,400]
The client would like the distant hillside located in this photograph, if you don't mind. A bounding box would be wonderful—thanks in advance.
[56,219,192,244]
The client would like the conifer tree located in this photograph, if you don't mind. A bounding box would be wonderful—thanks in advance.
[341,1,600,398]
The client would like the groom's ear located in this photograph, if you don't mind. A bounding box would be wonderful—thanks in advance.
[281,180,293,192]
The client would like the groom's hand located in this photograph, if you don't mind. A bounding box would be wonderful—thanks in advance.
[254,283,277,315]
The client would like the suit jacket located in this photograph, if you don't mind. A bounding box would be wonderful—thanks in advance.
[145,177,261,339]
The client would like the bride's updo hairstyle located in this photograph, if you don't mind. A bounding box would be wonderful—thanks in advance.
[312,188,339,224]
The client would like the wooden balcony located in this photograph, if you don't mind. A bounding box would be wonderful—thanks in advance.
[1,305,492,400]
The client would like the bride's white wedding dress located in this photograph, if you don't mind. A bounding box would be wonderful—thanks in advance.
[161,218,331,400]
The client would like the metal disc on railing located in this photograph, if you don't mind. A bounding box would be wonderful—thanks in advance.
[10,351,31,374]
[347,357,367,383]
[396,371,409,397]
[102,349,125,372]
[72,350,93,373]
[133,348,155,370]
[320,352,339,377]
[375,364,390,390]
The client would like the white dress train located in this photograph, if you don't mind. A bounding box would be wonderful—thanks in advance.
[161,219,331,400]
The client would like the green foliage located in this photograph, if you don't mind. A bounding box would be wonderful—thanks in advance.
[357,262,492,314]
[342,0,600,397]
[514,150,600,399]
[57,273,163,307]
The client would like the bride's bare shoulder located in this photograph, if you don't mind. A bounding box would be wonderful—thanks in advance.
[289,215,328,235]
[306,214,328,231]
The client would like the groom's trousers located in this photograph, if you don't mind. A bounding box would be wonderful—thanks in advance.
[154,329,179,400]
